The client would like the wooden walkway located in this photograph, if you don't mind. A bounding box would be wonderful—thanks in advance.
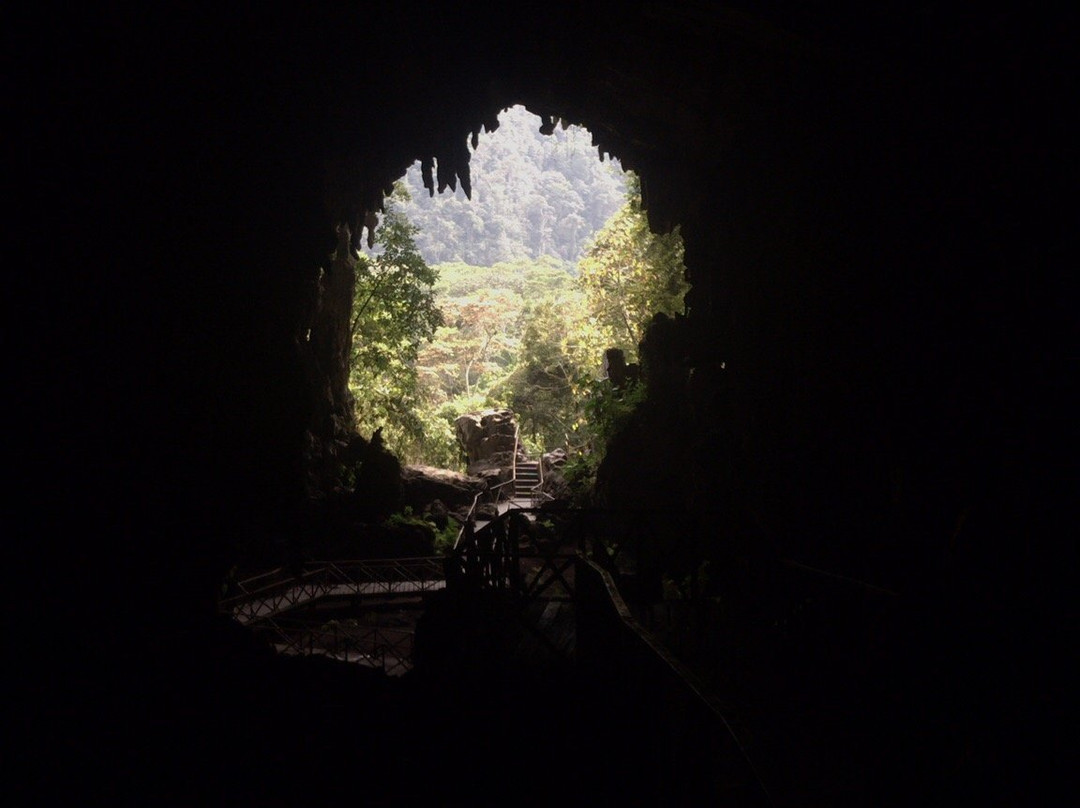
[472,496,538,530]
[231,579,445,624]
[220,557,446,625]
[215,503,774,805]
[268,622,416,676]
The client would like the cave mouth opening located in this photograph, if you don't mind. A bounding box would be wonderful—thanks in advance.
[217,104,697,679]
[346,103,690,475]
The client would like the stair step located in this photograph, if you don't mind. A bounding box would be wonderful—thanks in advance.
[514,460,541,498]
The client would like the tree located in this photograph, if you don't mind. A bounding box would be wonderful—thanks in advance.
[349,184,443,462]
[576,173,688,360]
[500,292,604,451]
[417,287,521,401]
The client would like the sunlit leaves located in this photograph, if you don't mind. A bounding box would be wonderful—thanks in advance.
[577,173,688,361]
[349,184,444,462]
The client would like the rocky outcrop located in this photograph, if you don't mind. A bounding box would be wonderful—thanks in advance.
[537,448,573,506]
[602,348,639,390]
[541,448,568,474]
[454,409,522,465]
[401,465,487,512]
[465,449,517,495]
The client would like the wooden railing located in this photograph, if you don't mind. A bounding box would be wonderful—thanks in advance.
[575,555,775,807]
[220,557,446,625]
[251,614,416,676]
[446,509,522,594]
[445,505,774,803]
[510,420,520,489]
[219,505,775,801]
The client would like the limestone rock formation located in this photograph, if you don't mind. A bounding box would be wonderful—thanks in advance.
[541,448,568,472]
[401,464,487,512]
[465,451,514,492]
[454,409,522,465]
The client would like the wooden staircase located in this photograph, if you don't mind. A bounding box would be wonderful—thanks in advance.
[514,459,541,499]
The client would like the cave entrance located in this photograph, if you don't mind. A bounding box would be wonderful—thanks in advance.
[349,104,688,476]
[225,105,692,678]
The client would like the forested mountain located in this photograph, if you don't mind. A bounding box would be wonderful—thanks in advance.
[394,105,629,266]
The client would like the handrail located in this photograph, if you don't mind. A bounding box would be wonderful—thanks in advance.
[226,557,445,592]
[510,420,520,486]
[219,556,449,620]
[253,614,416,675]
[535,448,545,506]
[453,491,483,552]
[779,557,899,597]
[488,477,516,503]
[577,555,775,806]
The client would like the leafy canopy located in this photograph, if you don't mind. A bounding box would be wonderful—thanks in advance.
[350,183,445,462]
[577,173,688,361]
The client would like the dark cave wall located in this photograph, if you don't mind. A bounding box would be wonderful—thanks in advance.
[26,0,1062,655]
[16,4,1069,802]
[20,0,1060,621]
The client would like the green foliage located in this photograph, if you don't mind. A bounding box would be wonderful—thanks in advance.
[350,183,444,462]
[582,375,647,450]
[577,173,689,361]
[556,375,647,502]
[433,522,460,555]
[433,256,574,298]
[343,112,684,494]
[496,291,603,451]
[418,287,521,399]
[385,505,434,531]
[384,506,429,529]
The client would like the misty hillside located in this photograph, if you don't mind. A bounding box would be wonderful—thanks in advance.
[395,105,629,267]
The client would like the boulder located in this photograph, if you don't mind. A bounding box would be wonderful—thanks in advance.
[466,448,520,494]
[423,498,449,531]
[348,431,404,523]
[475,503,499,521]
[602,347,639,389]
[541,448,568,473]
[401,465,486,512]
[454,408,520,464]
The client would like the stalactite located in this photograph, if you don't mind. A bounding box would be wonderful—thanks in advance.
[436,155,453,194]
[421,156,435,197]
[364,210,379,249]
[459,159,471,200]
[348,210,362,253]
